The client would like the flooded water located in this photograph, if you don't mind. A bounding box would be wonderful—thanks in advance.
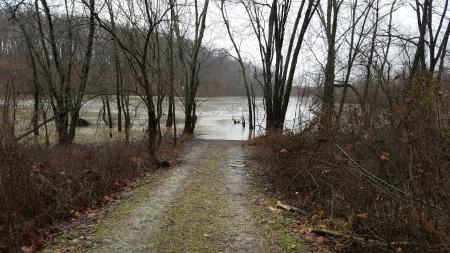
[193,97,313,140]
[11,96,314,143]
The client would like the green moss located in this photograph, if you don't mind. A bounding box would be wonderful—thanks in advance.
[112,203,135,217]
[250,187,309,252]
[93,224,109,237]
[277,230,306,253]
[204,152,220,168]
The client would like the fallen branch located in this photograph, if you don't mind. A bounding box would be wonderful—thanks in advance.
[311,228,347,238]
[276,201,307,215]
[335,144,443,212]
[311,228,412,248]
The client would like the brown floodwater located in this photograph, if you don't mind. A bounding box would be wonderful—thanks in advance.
[11,96,313,143]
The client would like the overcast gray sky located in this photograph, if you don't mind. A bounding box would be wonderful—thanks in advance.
[200,0,448,84]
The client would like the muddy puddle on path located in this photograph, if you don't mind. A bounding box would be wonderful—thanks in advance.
[44,140,308,253]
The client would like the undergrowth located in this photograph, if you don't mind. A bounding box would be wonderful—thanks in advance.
[0,138,176,252]
[249,74,450,252]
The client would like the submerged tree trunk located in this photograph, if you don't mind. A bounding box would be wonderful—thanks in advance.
[172,0,210,136]
[166,96,174,127]
[172,101,177,144]
[121,94,131,142]
[157,95,164,144]
[104,95,113,138]
[66,0,96,143]
[183,102,196,134]
[116,81,122,132]
[165,2,176,143]
[241,0,318,132]
[38,0,96,145]
[220,1,255,129]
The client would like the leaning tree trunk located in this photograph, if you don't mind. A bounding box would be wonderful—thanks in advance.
[121,94,131,142]
[104,95,113,138]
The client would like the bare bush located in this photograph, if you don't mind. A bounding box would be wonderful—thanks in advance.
[249,75,450,252]
[0,141,175,251]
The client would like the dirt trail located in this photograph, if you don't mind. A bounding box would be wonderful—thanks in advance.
[44,140,308,252]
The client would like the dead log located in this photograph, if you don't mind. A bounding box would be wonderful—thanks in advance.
[276,201,307,215]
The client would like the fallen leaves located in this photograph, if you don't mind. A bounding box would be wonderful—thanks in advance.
[103,195,115,203]
[380,151,390,161]
[24,232,44,251]
[298,227,328,245]
[315,236,326,245]
[268,206,282,214]
[20,246,35,253]
[277,149,290,158]
[72,210,81,219]
[357,212,369,220]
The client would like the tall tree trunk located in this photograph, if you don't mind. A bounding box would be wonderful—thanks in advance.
[166,95,174,127]
[178,0,210,136]
[107,1,123,132]
[104,95,113,138]
[39,0,96,144]
[25,30,40,136]
[146,96,158,161]
[319,0,340,135]
[121,94,131,142]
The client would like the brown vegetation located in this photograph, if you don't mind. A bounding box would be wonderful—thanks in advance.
[0,133,177,252]
[249,75,450,252]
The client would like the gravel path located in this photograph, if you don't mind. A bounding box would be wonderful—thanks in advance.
[43,140,308,252]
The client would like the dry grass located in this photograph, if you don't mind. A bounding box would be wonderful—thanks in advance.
[0,136,177,252]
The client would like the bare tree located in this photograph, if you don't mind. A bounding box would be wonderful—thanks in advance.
[106,0,123,133]
[4,1,41,136]
[84,0,171,159]
[164,6,177,144]
[411,0,449,80]
[317,0,343,133]
[219,0,256,130]
[336,0,375,122]
[171,0,210,135]
[242,0,319,131]
[29,0,96,144]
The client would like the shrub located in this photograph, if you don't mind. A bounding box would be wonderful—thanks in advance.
[0,141,173,251]
[249,74,450,252]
